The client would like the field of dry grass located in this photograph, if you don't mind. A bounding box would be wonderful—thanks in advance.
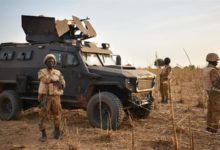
[1,68,220,150]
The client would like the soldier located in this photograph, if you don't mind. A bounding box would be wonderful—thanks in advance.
[38,54,65,142]
[203,53,220,133]
[159,57,172,104]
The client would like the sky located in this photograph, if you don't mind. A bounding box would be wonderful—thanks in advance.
[1,0,220,68]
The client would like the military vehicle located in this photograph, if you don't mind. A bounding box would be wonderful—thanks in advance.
[0,15,156,129]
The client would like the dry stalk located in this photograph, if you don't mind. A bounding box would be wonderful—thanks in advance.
[107,112,112,136]
[179,125,183,150]
[127,110,135,150]
[177,114,190,125]
[99,90,102,129]
[131,128,134,150]
[67,128,80,150]
[169,87,179,150]
[188,115,191,149]
[188,115,195,150]
[191,131,195,150]
[160,113,189,135]
[60,117,67,137]
[127,109,134,127]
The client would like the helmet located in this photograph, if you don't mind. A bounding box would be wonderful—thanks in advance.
[206,53,219,62]
[164,57,171,65]
[43,54,57,65]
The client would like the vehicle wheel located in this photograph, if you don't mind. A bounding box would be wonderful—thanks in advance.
[130,99,153,119]
[87,92,125,130]
[0,90,22,120]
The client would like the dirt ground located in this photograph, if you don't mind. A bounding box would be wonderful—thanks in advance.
[1,68,220,150]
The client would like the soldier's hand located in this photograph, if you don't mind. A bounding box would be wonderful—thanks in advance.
[51,80,63,89]
[58,84,64,89]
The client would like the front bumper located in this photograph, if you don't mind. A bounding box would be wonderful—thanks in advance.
[129,92,154,107]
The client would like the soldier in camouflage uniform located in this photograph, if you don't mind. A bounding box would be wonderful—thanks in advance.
[38,54,65,142]
[203,53,220,133]
[159,57,172,104]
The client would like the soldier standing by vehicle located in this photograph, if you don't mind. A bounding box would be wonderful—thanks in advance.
[38,54,65,142]
[203,53,220,133]
[159,57,172,104]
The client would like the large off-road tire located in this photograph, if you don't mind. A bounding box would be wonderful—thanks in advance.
[130,99,153,119]
[87,92,125,130]
[0,90,22,120]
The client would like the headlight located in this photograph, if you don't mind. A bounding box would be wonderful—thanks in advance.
[152,77,156,87]
[125,78,136,91]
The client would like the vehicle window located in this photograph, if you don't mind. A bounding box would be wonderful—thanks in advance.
[0,51,14,60]
[81,53,102,66]
[53,53,62,64]
[98,54,116,66]
[66,53,78,66]
[16,51,33,60]
[53,52,78,66]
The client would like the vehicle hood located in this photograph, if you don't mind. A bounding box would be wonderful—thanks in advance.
[88,66,156,79]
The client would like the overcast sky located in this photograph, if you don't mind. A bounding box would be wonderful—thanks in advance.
[0,0,220,67]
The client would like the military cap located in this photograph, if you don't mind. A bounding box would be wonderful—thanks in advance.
[43,54,57,65]
[206,53,219,62]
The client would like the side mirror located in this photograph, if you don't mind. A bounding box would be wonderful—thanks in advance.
[116,55,121,65]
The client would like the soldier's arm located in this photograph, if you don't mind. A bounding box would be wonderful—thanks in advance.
[59,73,65,89]
[38,70,51,84]
[210,69,220,88]
[166,66,172,75]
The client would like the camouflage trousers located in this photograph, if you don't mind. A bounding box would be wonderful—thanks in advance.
[159,80,169,100]
[207,90,220,131]
[38,95,62,131]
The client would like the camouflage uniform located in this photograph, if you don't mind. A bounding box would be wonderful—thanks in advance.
[203,64,220,132]
[159,65,171,103]
[38,66,65,131]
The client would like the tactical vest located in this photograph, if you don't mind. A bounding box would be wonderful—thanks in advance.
[203,67,215,91]
[38,69,64,95]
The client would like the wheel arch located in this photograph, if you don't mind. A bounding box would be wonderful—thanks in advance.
[91,84,129,105]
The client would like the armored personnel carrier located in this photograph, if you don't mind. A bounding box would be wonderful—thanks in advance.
[0,15,156,129]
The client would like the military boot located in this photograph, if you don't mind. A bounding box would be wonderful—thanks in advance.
[164,99,168,104]
[54,127,61,139]
[206,127,217,133]
[40,129,47,142]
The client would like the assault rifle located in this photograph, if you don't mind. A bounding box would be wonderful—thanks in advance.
[38,93,48,111]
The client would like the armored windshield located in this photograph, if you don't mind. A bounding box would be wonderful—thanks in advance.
[98,54,116,66]
[82,53,102,66]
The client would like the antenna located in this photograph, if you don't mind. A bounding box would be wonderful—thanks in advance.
[155,51,159,68]
[183,48,192,66]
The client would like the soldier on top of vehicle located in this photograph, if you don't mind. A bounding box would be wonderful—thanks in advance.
[38,54,65,142]
[159,57,172,104]
[203,53,220,133]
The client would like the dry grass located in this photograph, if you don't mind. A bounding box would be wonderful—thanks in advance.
[149,67,207,108]
[1,68,220,150]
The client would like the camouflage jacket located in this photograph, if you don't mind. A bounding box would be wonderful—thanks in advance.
[159,65,172,81]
